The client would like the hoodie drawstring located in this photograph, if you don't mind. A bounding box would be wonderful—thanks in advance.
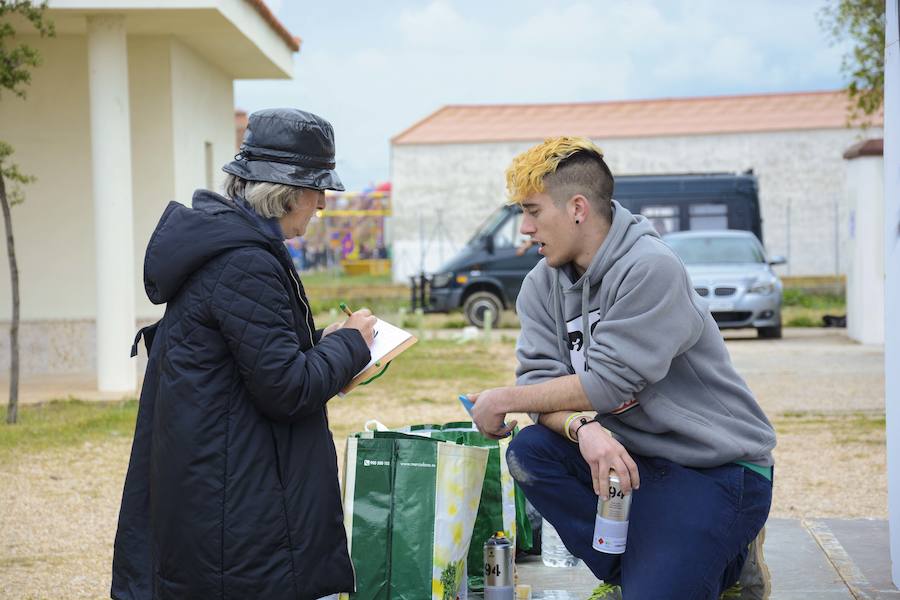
[551,269,594,374]
[552,270,574,373]
[581,283,591,373]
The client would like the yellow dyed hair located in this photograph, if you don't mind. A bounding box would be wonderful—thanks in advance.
[505,136,606,203]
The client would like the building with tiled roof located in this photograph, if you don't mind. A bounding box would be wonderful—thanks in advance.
[389,90,883,282]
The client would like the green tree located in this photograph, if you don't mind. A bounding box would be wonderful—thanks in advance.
[820,0,886,124]
[0,1,54,424]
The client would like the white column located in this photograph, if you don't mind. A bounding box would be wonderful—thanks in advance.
[885,0,900,587]
[87,15,136,393]
[845,152,884,345]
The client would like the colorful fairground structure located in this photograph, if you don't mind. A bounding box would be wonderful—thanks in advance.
[284,181,391,276]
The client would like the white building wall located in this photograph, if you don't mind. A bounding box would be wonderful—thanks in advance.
[0,35,96,320]
[0,34,234,374]
[883,0,900,586]
[129,36,176,321]
[170,38,235,209]
[391,127,881,282]
[845,155,884,345]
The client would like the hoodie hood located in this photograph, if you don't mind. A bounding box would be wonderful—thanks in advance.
[144,190,274,304]
[550,201,660,373]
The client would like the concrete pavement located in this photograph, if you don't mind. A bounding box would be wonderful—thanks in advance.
[514,518,898,599]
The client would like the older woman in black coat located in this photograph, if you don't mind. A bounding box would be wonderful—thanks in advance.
[111,109,376,600]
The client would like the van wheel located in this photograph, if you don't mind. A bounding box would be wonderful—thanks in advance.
[757,324,782,339]
[464,291,502,329]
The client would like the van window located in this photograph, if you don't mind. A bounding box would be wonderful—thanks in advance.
[493,211,522,248]
[641,205,679,234]
[510,210,529,246]
[689,203,728,230]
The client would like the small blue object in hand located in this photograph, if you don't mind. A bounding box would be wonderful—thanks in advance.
[458,394,475,417]
[458,394,510,435]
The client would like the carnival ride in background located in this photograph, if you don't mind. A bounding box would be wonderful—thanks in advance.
[285,181,392,276]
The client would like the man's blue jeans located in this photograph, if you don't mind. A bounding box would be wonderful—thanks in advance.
[507,425,773,599]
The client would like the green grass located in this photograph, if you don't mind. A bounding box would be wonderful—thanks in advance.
[0,338,515,461]
[307,296,409,315]
[386,339,507,385]
[782,289,845,310]
[299,271,395,288]
[780,290,845,327]
[0,399,138,462]
[772,410,885,440]
[301,272,409,315]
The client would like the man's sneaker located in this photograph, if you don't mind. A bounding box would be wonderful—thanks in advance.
[587,582,622,600]
[736,526,771,600]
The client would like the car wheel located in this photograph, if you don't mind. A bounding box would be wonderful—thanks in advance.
[463,291,502,329]
[757,324,782,339]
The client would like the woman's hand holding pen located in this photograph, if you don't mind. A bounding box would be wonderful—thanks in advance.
[340,305,377,347]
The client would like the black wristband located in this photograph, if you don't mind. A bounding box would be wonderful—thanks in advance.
[574,416,594,440]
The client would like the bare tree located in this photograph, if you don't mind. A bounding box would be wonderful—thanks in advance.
[0,1,54,424]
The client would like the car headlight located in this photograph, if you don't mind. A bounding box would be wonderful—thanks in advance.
[749,280,775,295]
[431,272,452,288]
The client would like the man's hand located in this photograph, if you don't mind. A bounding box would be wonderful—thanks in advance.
[468,388,518,440]
[577,422,640,499]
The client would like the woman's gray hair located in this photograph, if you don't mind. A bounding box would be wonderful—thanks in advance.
[224,174,304,218]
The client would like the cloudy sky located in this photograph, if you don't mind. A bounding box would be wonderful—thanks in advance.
[235,0,850,191]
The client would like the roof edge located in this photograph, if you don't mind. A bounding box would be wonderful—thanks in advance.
[245,0,299,52]
[390,105,451,144]
[427,89,850,114]
[843,138,884,159]
[393,124,872,147]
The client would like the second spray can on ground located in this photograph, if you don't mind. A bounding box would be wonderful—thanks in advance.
[484,531,514,600]
[592,471,632,554]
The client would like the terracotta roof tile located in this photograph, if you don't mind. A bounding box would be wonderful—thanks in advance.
[392,90,882,145]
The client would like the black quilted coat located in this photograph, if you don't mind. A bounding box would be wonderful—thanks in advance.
[111,190,370,600]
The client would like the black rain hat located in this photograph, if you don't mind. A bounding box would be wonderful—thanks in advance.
[223,108,345,192]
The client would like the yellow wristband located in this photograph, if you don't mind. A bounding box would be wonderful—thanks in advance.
[563,412,582,443]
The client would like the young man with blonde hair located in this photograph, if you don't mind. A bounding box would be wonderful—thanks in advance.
[470,137,775,599]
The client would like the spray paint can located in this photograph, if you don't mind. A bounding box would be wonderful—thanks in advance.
[484,531,514,600]
[592,471,631,554]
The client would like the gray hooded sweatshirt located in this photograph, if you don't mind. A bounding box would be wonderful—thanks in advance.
[516,201,775,468]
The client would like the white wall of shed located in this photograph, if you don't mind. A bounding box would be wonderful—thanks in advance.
[845,155,884,345]
[170,38,234,213]
[0,33,235,374]
[883,0,899,587]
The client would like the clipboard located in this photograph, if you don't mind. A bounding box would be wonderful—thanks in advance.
[340,318,418,395]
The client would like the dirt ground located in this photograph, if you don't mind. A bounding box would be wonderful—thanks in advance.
[0,328,887,599]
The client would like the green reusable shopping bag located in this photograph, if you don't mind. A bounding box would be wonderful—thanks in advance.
[428,422,533,591]
[366,420,533,591]
[340,432,489,600]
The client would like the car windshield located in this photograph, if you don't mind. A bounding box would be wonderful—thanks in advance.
[467,205,516,246]
[666,236,765,265]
